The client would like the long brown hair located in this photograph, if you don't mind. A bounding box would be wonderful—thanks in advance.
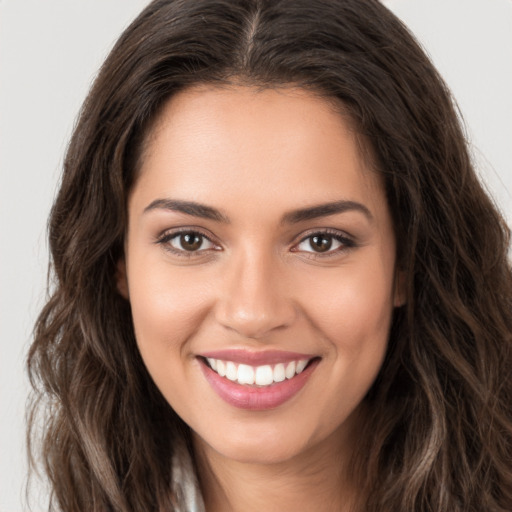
[28,0,512,510]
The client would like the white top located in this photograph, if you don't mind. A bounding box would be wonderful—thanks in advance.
[172,441,206,512]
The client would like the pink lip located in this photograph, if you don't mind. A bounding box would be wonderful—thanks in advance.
[199,349,314,366]
[198,357,320,410]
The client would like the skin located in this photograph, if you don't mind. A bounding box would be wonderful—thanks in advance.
[118,85,403,512]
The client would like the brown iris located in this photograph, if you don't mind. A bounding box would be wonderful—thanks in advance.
[310,234,333,252]
[180,232,203,251]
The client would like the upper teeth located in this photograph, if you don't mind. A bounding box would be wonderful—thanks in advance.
[206,358,310,386]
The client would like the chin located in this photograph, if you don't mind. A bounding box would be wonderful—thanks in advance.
[201,433,311,466]
[192,412,345,467]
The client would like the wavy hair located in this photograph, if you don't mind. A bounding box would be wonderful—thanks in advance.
[27,0,512,510]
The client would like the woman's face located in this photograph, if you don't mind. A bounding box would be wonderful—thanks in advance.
[119,86,402,465]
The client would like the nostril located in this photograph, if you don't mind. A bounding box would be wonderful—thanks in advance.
[214,298,297,340]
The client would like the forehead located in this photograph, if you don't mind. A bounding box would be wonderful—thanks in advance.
[133,85,385,220]
[146,85,361,164]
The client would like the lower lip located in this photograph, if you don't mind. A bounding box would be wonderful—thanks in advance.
[199,358,320,410]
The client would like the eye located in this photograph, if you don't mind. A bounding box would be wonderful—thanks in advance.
[157,230,218,255]
[294,231,355,255]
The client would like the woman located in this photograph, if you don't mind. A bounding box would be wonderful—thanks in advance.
[27,0,512,511]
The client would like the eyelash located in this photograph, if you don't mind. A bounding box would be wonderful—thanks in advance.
[155,228,356,259]
[155,228,220,259]
[292,229,356,259]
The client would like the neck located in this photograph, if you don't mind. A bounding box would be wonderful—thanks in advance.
[193,424,360,512]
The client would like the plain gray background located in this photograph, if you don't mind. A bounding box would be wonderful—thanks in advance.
[1,0,511,510]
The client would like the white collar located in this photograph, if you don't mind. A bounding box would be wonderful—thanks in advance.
[171,439,206,512]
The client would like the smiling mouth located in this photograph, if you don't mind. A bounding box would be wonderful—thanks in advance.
[197,350,321,409]
[201,357,317,387]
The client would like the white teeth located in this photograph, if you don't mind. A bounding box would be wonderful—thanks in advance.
[255,365,273,386]
[285,361,296,379]
[273,363,286,382]
[237,364,255,385]
[226,361,237,381]
[205,356,314,386]
[216,360,226,377]
[296,359,308,374]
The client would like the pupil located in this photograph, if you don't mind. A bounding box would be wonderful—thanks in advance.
[311,235,332,252]
[181,233,202,251]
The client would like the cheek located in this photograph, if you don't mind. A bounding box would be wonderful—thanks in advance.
[127,259,213,359]
[300,262,395,427]
[300,260,395,351]
[126,261,215,415]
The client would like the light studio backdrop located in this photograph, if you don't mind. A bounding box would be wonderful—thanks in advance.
[0,1,510,510]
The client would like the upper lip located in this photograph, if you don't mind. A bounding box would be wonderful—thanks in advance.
[198,349,316,366]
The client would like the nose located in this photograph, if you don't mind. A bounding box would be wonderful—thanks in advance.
[214,247,297,339]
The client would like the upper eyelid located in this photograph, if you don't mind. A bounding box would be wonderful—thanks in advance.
[291,231,357,261]
[155,226,355,252]
[155,228,219,254]
[156,229,219,259]
[294,227,354,243]
[157,226,216,242]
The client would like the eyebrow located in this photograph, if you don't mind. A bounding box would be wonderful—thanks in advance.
[143,198,373,224]
[281,200,373,224]
[143,198,230,223]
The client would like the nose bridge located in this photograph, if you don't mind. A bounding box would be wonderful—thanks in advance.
[215,243,295,339]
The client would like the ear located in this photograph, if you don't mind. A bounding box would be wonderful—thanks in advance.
[116,258,130,300]
[393,269,406,308]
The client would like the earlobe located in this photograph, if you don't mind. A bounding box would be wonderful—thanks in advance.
[394,270,406,308]
[116,258,130,300]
